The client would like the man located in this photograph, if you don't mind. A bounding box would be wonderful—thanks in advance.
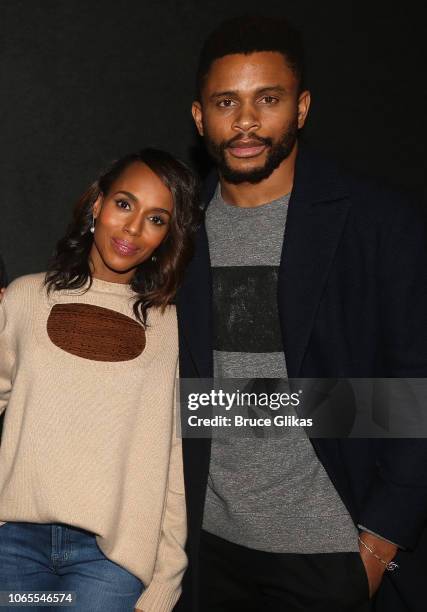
[176,15,427,612]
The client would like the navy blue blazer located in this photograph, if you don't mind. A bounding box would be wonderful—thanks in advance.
[176,145,427,611]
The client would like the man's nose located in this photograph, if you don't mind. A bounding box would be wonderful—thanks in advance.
[232,102,260,132]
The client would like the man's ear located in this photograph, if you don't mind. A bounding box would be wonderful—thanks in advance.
[297,90,311,129]
[192,101,204,136]
[92,193,103,219]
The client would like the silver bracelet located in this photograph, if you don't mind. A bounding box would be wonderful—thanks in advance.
[358,536,399,571]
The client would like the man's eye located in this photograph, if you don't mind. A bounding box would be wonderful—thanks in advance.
[149,215,166,226]
[116,199,131,210]
[218,99,235,108]
[260,96,278,104]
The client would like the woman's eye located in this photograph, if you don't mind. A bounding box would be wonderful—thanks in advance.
[149,215,166,226]
[116,199,131,210]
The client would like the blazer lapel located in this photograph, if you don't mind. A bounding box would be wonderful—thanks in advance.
[177,174,218,379]
[279,146,351,377]
[177,178,217,526]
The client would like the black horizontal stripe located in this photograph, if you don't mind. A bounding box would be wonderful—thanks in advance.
[212,266,283,353]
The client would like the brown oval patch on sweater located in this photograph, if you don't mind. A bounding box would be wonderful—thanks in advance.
[47,303,146,361]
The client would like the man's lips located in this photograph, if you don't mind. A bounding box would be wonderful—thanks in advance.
[227,139,268,158]
[111,238,139,257]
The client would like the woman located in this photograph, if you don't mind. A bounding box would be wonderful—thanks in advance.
[0,149,199,612]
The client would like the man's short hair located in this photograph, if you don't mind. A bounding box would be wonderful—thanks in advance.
[196,15,305,99]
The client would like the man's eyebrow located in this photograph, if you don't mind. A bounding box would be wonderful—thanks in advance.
[256,85,287,95]
[209,90,238,100]
[209,85,288,100]
[113,190,138,202]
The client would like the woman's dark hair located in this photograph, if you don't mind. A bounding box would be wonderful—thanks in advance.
[196,15,305,97]
[46,148,200,325]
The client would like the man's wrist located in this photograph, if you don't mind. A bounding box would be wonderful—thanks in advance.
[358,531,399,571]
[357,524,402,548]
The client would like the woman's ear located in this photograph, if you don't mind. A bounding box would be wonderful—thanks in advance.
[92,193,103,219]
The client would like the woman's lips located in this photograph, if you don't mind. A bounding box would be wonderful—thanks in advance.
[111,238,139,257]
[228,141,267,158]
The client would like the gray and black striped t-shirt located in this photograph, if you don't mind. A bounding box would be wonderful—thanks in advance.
[203,185,358,553]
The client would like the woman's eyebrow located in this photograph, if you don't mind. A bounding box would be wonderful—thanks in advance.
[149,207,172,216]
[113,190,138,202]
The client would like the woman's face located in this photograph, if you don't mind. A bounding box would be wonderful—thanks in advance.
[89,161,174,284]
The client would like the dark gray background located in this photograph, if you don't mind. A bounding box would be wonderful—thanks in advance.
[1,0,426,281]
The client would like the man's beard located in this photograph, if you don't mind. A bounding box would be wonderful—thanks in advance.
[204,117,298,184]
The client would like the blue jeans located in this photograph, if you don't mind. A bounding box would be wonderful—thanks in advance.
[0,522,144,611]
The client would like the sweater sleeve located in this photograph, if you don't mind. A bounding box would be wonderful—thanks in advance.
[0,298,15,416]
[135,378,187,612]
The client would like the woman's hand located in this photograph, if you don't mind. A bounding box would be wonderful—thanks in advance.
[0,288,5,302]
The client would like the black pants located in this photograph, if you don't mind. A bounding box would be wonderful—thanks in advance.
[199,530,372,612]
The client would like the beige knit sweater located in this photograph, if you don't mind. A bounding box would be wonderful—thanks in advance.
[0,273,186,612]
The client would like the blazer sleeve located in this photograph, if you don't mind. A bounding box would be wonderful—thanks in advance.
[358,196,427,549]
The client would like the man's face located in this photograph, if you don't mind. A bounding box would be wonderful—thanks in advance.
[192,51,310,184]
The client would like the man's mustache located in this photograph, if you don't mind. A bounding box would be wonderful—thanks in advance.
[221,133,273,150]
